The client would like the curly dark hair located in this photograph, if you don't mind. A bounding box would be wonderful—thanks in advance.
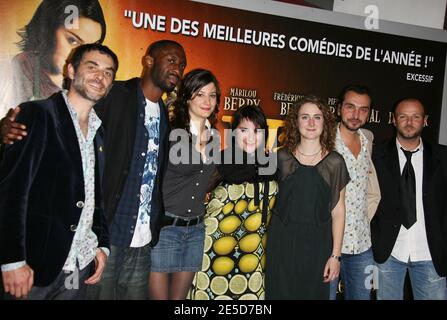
[171,68,220,132]
[284,95,336,154]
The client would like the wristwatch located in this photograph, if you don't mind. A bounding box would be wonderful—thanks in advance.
[330,254,341,261]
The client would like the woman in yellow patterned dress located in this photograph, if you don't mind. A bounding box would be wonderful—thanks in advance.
[191,105,278,300]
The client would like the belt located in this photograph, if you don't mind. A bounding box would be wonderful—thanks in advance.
[163,215,204,227]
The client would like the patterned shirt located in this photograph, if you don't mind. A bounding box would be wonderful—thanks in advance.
[130,99,160,247]
[62,91,102,271]
[335,126,371,254]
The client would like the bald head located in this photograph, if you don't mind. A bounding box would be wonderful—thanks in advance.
[393,98,427,142]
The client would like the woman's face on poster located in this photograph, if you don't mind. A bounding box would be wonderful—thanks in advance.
[51,17,102,75]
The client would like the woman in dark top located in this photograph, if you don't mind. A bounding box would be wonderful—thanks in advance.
[265,95,349,300]
[191,105,277,300]
[149,69,220,300]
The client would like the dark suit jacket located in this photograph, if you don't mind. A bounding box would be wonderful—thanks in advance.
[371,138,447,276]
[94,78,169,247]
[0,92,109,286]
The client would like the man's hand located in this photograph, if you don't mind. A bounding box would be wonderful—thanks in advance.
[84,248,107,285]
[1,106,27,144]
[2,264,34,298]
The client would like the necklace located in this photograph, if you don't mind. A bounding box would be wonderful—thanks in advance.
[295,147,323,166]
[296,148,321,157]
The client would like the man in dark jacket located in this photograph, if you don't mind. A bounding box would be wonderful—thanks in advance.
[0,43,117,299]
[371,98,447,300]
[0,40,187,300]
[88,40,186,299]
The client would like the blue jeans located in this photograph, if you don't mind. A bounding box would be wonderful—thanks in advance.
[86,244,151,300]
[329,279,338,300]
[340,247,374,300]
[377,255,447,300]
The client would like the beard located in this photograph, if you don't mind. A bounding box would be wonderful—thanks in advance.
[72,77,108,103]
[151,66,178,93]
[341,118,364,131]
[397,125,424,140]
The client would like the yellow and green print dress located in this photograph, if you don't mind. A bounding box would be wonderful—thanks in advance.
[191,178,278,300]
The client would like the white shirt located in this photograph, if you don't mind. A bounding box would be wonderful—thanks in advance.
[62,91,102,271]
[335,127,371,254]
[190,119,212,162]
[130,99,160,247]
[190,119,211,137]
[391,138,432,262]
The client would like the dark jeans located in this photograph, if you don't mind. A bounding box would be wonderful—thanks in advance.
[4,263,92,300]
[86,244,151,300]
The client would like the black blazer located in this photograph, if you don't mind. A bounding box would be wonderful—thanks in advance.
[0,92,109,286]
[94,78,169,247]
[371,138,447,276]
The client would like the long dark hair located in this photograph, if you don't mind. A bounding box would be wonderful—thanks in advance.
[171,68,221,133]
[17,0,106,69]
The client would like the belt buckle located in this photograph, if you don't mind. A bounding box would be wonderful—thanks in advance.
[188,217,199,227]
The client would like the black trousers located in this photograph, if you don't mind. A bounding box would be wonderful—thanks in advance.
[3,262,93,300]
